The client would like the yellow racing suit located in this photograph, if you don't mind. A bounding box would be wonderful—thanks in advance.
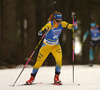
[31,20,77,76]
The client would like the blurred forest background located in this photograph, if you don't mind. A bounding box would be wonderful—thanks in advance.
[0,0,100,68]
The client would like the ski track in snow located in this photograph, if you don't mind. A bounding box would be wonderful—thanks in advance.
[0,65,100,90]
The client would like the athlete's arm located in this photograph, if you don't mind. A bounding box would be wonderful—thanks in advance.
[38,22,52,36]
[83,29,90,42]
[61,19,78,30]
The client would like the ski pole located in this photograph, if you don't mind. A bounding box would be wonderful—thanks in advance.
[71,11,75,83]
[12,32,46,86]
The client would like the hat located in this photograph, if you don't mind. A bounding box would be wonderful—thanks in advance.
[90,23,96,27]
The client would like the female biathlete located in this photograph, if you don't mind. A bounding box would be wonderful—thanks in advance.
[26,11,77,84]
[82,22,100,66]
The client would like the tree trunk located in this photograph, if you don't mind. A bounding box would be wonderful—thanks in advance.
[0,0,2,62]
[2,0,17,65]
[24,0,36,64]
[16,0,25,64]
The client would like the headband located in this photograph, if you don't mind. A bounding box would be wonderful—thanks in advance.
[54,14,62,19]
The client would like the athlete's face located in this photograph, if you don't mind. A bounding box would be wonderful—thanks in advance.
[54,19,62,25]
[91,26,96,30]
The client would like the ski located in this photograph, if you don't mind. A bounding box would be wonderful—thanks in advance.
[52,82,62,85]
[10,83,80,87]
[18,82,62,86]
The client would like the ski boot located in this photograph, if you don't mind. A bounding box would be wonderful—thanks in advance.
[89,63,93,67]
[26,76,35,85]
[89,61,93,67]
[54,74,62,85]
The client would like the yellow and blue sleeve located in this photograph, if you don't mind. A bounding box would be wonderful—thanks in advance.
[61,20,77,30]
[41,23,52,31]
[38,22,52,36]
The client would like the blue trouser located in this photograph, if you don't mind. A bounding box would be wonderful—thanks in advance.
[89,48,93,61]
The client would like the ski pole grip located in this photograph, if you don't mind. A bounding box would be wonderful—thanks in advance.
[71,11,76,18]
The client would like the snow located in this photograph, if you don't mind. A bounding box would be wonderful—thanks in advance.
[0,65,100,90]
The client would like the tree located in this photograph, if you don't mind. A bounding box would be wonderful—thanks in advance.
[16,0,25,64]
[24,0,36,64]
[1,0,17,65]
[0,0,2,63]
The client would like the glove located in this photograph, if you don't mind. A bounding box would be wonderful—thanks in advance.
[38,31,43,36]
[38,29,48,36]
[82,41,85,46]
[71,11,76,18]
[42,29,48,34]
[71,25,75,29]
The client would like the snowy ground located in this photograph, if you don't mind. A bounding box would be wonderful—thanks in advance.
[0,65,100,90]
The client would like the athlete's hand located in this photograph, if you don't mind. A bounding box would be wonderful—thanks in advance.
[82,41,85,46]
[71,11,76,18]
[38,29,48,36]
[38,30,43,36]
[42,29,48,34]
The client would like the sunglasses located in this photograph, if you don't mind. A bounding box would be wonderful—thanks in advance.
[55,19,62,22]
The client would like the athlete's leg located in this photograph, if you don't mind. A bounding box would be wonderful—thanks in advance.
[89,41,95,66]
[89,46,94,62]
[51,45,62,74]
[32,44,51,76]
[51,45,62,83]
[26,44,51,84]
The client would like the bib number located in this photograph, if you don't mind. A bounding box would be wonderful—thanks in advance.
[53,35,58,39]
